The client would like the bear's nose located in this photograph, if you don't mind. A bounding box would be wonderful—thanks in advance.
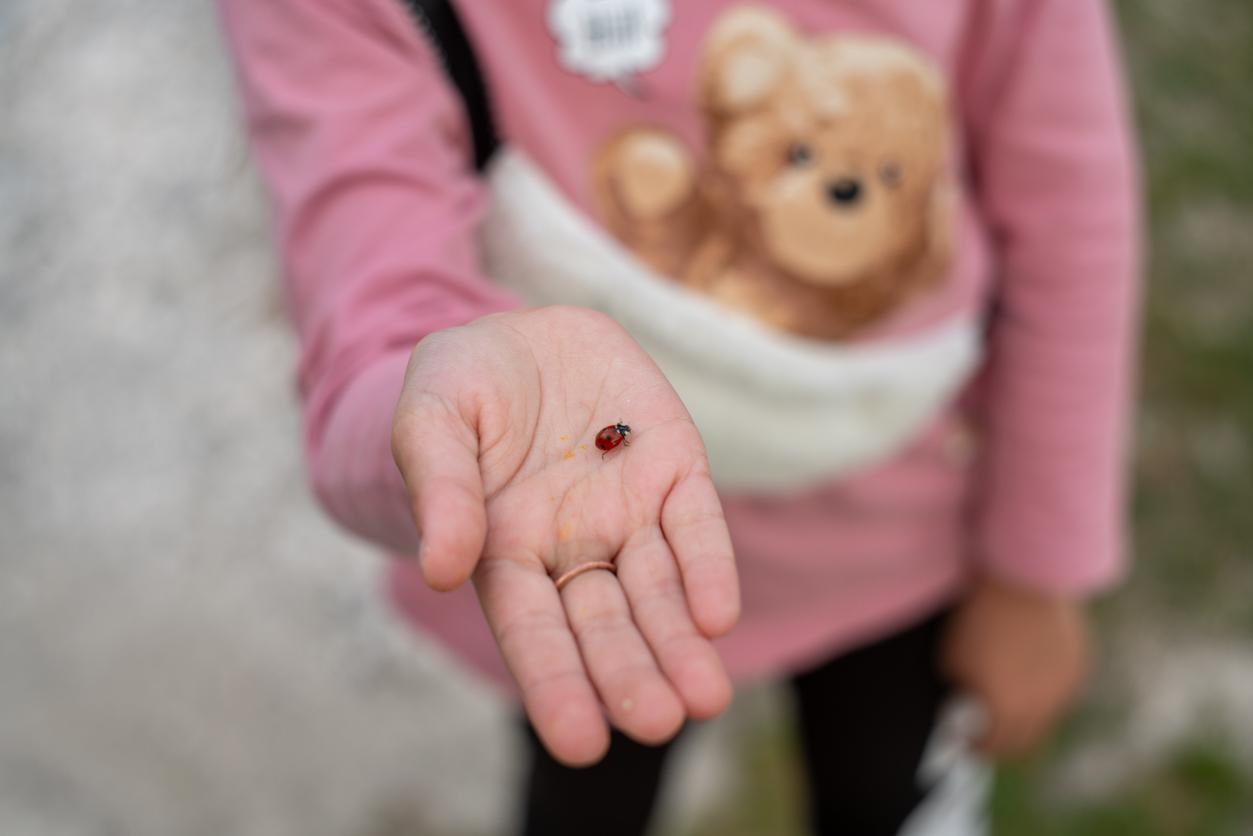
[826,178,863,207]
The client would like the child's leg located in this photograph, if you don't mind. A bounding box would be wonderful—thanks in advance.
[516,719,683,836]
[789,607,953,835]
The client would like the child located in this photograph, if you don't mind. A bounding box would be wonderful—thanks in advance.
[217,1,1140,833]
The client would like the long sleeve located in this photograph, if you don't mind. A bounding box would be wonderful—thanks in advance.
[217,0,518,552]
[965,0,1143,593]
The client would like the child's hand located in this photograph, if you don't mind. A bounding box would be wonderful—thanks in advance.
[941,574,1091,758]
[391,306,740,766]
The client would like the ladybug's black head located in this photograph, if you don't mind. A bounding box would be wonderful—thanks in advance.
[614,423,631,435]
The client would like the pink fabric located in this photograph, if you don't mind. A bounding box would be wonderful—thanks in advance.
[217,0,1141,690]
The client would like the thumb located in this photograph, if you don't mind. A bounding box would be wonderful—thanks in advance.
[391,391,487,592]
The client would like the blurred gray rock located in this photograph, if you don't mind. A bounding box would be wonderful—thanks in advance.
[0,2,517,834]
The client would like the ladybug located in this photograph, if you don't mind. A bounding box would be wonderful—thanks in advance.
[595,422,632,457]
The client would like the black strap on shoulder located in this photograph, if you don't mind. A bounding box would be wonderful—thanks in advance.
[398,0,500,171]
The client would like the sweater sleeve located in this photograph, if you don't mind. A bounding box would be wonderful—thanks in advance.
[217,0,518,553]
[965,0,1143,595]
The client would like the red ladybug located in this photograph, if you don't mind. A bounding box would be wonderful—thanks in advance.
[595,422,632,457]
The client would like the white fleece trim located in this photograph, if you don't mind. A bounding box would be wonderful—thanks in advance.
[479,150,981,491]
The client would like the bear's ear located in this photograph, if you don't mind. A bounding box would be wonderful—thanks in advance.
[699,6,797,116]
[825,37,947,107]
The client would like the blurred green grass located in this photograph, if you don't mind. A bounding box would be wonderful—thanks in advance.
[1119,0,1253,633]
[992,740,1253,836]
[678,1,1253,833]
[679,724,1253,836]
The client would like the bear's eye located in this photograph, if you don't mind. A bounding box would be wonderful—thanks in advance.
[787,142,815,167]
[880,161,903,188]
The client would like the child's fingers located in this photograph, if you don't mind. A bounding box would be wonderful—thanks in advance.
[616,527,733,720]
[659,470,740,639]
[474,557,610,767]
[392,391,487,591]
[559,563,686,745]
[973,696,1051,758]
[977,716,1030,758]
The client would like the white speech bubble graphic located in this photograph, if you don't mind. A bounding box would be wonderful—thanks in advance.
[548,0,672,83]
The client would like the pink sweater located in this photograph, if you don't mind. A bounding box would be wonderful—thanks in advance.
[218,0,1141,688]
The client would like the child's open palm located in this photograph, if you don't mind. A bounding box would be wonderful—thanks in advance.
[391,307,740,766]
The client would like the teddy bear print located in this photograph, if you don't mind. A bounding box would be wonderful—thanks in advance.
[592,5,955,341]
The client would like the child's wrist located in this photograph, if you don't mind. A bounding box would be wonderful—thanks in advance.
[969,569,1090,611]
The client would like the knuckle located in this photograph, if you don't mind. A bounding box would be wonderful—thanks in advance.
[391,392,461,464]
[390,413,419,463]
[524,668,592,708]
[410,325,460,359]
[602,661,661,693]
[573,606,633,641]
[655,629,706,663]
[390,413,433,469]
[404,327,480,391]
[630,585,688,628]
[494,609,568,659]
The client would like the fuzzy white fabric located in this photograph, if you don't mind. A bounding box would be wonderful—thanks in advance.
[480,150,983,490]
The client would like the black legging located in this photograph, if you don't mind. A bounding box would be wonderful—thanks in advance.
[519,607,952,836]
